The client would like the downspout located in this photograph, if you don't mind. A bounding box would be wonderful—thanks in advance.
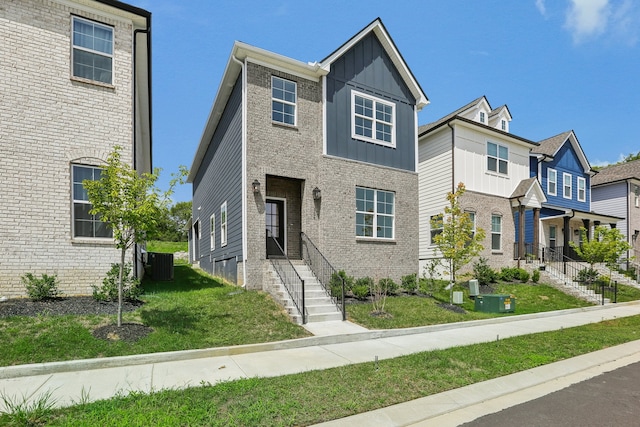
[516,197,524,268]
[447,121,455,193]
[132,17,152,279]
[230,53,248,288]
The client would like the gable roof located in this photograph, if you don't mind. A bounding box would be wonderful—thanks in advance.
[418,96,487,135]
[489,104,512,121]
[509,177,546,208]
[591,159,640,186]
[532,130,592,175]
[188,18,428,182]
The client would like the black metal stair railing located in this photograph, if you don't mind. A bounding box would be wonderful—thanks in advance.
[268,233,306,324]
[300,232,345,321]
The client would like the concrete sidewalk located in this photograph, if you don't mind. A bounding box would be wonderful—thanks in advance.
[1,302,640,424]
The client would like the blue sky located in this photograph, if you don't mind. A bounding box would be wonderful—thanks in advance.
[126,0,640,203]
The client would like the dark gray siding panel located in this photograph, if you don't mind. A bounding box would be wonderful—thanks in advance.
[326,32,417,171]
[192,74,243,276]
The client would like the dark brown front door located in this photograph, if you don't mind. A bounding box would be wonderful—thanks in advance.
[266,199,285,257]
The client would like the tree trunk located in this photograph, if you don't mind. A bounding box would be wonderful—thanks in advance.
[118,248,125,327]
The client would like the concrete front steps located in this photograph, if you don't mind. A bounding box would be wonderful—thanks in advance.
[537,262,609,304]
[266,260,343,324]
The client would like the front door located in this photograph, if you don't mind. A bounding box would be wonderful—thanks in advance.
[266,199,285,257]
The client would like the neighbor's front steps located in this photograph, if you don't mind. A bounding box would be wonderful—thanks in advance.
[530,260,608,304]
[266,260,342,324]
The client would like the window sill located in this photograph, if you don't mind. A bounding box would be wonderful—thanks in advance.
[272,121,298,131]
[491,251,503,255]
[70,76,115,89]
[356,237,396,244]
[71,237,115,246]
[485,171,509,179]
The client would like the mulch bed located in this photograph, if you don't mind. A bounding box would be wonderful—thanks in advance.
[0,296,153,342]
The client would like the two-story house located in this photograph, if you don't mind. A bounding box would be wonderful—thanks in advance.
[591,159,640,265]
[188,19,427,304]
[0,0,152,297]
[526,131,620,260]
[418,96,546,273]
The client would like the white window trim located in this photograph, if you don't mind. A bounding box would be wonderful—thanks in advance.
[71,164,113,240]
[577,177,586,202]
[355,187,395,240]
[479,111,486,123]
[71,16,114,86]
[563,173,572,199]
[487,141,509,175]
[351,90,396,148]
[548,168,557,196]
[271,76,297,126]
[491,214,502,252]
[210,213,216,251]
[220,202,228,247]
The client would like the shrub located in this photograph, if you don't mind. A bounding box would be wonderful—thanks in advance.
[473,258,497,286]
[576,268,599,284]
[352,277,373,300]
[21,273,61,301]
[532,269,540,283]
[499,267,517,282]
[517,269,530,283]
[92,263,142,302]
[329,270,354,297]
[379,278,398,295]
[401,273,418,294]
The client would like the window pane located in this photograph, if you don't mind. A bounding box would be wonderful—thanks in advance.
[491,234,501,250]
[487,142,497,157]
[498,145,508,160]
[492,215,501,232]
[487,157,497,172]
[498,159,508,174]
[355,117,372,138]
[376,122,392,142]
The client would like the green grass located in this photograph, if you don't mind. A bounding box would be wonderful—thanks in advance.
[347,281,593,329]
[146,240,188,253]
[0,262,310,366]
[7,315,640,427]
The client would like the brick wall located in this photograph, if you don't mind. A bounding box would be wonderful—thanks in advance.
[0,0,137,297]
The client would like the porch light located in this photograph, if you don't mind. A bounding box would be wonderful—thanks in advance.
[312,187,321,200]
[252,179,261,194]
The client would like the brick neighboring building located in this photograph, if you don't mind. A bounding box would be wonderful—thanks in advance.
[0,0,151,297]
[188,19,428,298]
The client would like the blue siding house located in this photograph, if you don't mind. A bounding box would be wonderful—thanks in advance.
[523,131,620,259]
[187,19,428,320]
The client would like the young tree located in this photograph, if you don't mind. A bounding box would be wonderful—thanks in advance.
[83,146,185,326]
[570,226,631,278]
[432,183,486,303]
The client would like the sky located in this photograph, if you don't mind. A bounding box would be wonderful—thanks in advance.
[125,0,640,203]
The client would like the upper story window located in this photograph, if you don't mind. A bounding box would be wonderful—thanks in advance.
[501,120,506,131]
[479,112,486,123]
[210,214,216,251]
[487,142,508,175]
[72,17,113,85]
[577,177,586,202]
[356,186,395,239]
[272,76,296,125]
[563,173,572,199]
[72,164,112,239]
[548,168,557,196]
[351,91,395,147]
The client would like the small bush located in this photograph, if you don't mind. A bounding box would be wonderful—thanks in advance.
[21,273,60,301]
[473,258,497,286]
[378,278,398,295]
[517,269,530,283]
[532,269,540,283]
[352,284,370,300]
[329,270,354,297]
[401,273,418,294]
[93,263,142,302]
[577,268,599,284]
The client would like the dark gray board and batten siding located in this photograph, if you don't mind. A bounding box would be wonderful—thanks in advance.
[325,32,417,172]
[192,74,244,282]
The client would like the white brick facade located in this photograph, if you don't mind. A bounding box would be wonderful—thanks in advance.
[0,0,150,297]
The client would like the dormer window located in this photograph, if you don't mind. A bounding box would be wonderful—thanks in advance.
[501,120,506,131]
[479,112,486,123]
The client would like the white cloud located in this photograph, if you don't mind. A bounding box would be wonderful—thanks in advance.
[535,0,547,17]
[564,0,610,43]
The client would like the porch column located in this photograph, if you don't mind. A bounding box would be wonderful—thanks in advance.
[518,205,525,261]
[582,219,590,241]
[563,216,570,258]
[533,208,540,256]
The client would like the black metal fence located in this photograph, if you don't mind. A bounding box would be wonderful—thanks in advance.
[300,232,345,320]
[268,234,306,324]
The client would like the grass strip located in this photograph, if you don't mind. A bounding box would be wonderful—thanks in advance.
[9,315,640,427]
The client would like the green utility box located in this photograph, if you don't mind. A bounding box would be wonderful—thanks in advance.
[474,294,516,313]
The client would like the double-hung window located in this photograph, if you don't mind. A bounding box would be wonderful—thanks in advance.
[355,187,395,239]
[563,173,572,199]
[272,76,296,125]
[491,214,502,251]
[577,177,586,202]
[72,16,113,85]
[210,214,216,251]
[352,91,395,147]
[220,202,228,247]
[487,142,508,175]
[72,165,112,238]
[548,168,557,196]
